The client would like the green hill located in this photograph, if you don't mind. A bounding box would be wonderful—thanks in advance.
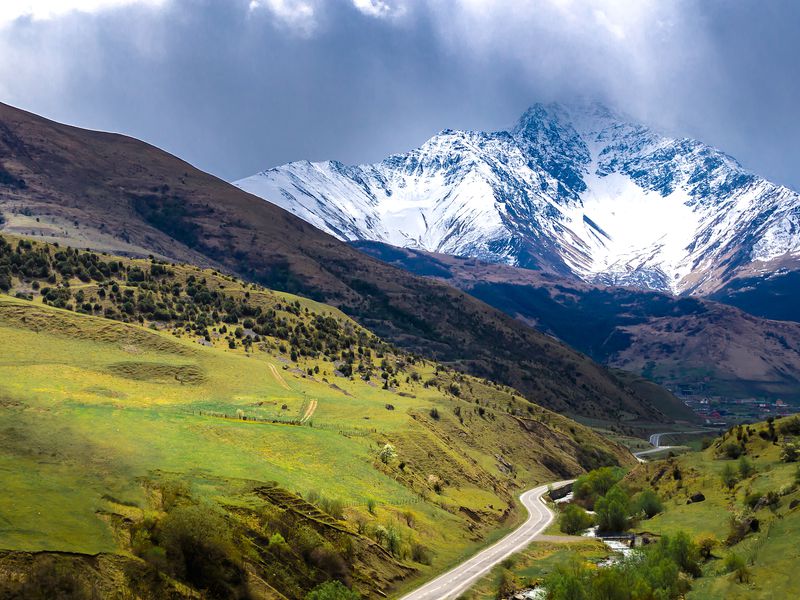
[0,235,633,599]
[624,418,800,598]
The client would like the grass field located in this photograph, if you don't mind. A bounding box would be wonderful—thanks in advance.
[0,282,632,597]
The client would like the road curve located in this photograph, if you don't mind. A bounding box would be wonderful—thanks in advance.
[399,480,573,600]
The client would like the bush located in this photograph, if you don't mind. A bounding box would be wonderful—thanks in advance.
[738,456,755,479]
[544,534,698,600]
[781,442,800,463]
[724,552,750,583]
[305,580,360,600]
[559,504,593,534]
[411,542,433,565]
[721,463,738,489]
[378,443,397,464]
[721,442,743,460]
[157,503,248,599]
[744,492,762,510]
[496,569,518,599]
[696,533,718,560]
[0,558,93,600]
[633,489,664,519]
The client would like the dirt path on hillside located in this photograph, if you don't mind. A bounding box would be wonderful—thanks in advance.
[269,363,290,390]
[300,399,318,423]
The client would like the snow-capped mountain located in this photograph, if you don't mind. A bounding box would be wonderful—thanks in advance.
[235,102,800,294]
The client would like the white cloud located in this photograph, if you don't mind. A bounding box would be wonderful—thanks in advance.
[0,0,166,26]
[351,0,405,19]
[248,0,317,36]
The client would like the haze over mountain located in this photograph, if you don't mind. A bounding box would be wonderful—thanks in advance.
[236,101,800,296]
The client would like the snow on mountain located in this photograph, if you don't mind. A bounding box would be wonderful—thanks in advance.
[234,101,800,294]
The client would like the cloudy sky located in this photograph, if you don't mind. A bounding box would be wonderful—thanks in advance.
[0,0,798,189]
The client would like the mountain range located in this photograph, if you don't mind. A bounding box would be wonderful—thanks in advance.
[235,101,800,297]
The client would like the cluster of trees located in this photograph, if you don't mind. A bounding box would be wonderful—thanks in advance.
[562,467,663,535]
[0,236,401,365]
[544,532,701,600]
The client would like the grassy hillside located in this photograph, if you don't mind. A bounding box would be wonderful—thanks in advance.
[623,417,800,598]
[0,235,634,599]
[0,101,678,426]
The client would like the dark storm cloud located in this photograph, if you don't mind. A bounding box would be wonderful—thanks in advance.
[0,0,797,190]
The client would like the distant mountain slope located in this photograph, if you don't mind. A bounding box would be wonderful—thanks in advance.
[709,269,800,324]
[0,101,676,426]
[236,101,800,295]
[352,241,800,406]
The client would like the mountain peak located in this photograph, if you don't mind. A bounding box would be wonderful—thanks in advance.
[513,100,625,136]
[236,100,800,295]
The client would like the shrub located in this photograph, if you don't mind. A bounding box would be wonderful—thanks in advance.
[696,533,718,560]
[724,552,750,583]
[738,456,755,479]
[158,503,248,599]
[721,442,743,460]
[559,504,593,534]
[781,442,800,463]
[411,542,433,565]
[721,463,738,489]
[0,558,93,600]
[497,569,518,599]
[429,407,440,420]
[744,492,762,510]
[305,580,360,600]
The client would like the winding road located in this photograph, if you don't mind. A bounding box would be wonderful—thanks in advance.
[399,480,573,600]
[634,430,714,461]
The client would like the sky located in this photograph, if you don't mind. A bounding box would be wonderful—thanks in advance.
[0,0,798,190]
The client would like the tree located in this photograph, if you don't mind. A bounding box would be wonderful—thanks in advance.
[378,443,397,464]
[595,486,630,533]
[572,467,624,509]
[544,556,590,600]
[305,580,360,600]
[633,489,664,519]
[559,504,593,535]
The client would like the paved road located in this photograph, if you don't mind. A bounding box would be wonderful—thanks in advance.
[636,430,713,461]
[399,480,573,600]
[648,430,712,447]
